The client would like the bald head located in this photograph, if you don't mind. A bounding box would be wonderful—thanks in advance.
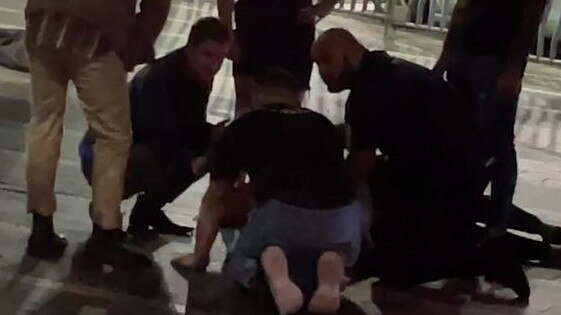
[314,28,363,53]
[312,28,366,93]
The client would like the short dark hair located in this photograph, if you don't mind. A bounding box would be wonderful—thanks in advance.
[254,68,303,93]
[187,17,230,47]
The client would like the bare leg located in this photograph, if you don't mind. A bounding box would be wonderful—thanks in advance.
[308,252,344,314]
[261,246,304,315]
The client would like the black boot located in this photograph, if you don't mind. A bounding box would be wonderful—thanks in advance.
[27,213,68,260]
[151,209,194,236]
[540,223,561,245]
[480,237,530,305]
[84,224,153,269]
[128,195,193,238]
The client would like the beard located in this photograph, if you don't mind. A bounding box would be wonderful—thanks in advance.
[328,59,355,93]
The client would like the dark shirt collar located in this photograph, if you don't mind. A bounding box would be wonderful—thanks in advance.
[260,103,309,114]
[171,47,212,95]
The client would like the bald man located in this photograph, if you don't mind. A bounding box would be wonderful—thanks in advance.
[312,29,537,303]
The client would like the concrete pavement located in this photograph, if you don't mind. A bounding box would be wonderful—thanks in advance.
[2,0,561,314]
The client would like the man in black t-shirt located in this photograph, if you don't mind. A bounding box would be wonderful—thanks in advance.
[434,0,547,239]
[173,69,368,314]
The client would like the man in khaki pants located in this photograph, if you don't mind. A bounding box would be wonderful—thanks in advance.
[24,0,170,266]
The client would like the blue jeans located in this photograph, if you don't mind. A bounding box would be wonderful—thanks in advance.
[448,54,521,227]
[222,199,369,298]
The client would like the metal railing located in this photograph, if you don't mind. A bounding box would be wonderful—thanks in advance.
[334,0,561,63]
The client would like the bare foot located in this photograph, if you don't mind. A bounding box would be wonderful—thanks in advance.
[270,279,305,315]
[308,284,341,314]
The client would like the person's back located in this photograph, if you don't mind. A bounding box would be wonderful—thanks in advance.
[213,106,354,209]
[347,51,479,180]
[216,105,366,313]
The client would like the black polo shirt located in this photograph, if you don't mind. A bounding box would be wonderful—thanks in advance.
[346,51,479,181]
[130,48,214,161]
[211,105,354,209]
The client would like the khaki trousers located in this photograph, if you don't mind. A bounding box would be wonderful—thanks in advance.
[26,45,131,229]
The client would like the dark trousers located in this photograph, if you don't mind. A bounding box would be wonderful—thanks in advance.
[448,54,522,228]
[354,156,547,285]
[80,139,205,223]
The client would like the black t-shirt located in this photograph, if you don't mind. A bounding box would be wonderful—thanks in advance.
[459,0,525,56]
[346,51,480,182]
[211,105,354,209]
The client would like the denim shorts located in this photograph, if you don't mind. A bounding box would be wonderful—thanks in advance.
[222,199,370,296]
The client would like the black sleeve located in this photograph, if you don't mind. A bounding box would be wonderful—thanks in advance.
[345,89,379,150]
[209,119,247,182]
[130,64,186,161]
[181,121,214,151]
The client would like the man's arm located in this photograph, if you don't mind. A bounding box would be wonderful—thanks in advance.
[130,67,186,161]
[217,0,235,31]
[433,0,470,75]
[191,179,232,267]
[299,0,338,24]
[135,0,171,46]
[496,0,547,102]
[173,121,246,268]
[121,0,171,70]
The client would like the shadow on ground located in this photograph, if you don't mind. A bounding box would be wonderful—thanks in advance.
[0,248,177,315]
[180,269,368,315]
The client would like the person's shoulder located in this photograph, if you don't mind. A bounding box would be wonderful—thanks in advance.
[299,108,335,125]
[141,48,184,77]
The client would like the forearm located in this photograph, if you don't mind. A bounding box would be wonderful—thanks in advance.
[192,206,221,264]
[435,0,468,70]
[193,180,231,263]
[136,0,171,45]
[506,0,547,71]
[315,0,338,19]
[217,0,235,30]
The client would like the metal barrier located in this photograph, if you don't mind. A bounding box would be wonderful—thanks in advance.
[334,0,561,63]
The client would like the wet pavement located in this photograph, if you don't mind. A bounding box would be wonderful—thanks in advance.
[2,0,561,314]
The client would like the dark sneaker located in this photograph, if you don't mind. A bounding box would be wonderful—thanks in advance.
[540,224,561,245]
[150,209,194,237]
[84,225,153,269]
[127,224,159,240]
[26,213,68,260]
[129,195,193,237]
[27,232,68,260]
[480,237,530,304]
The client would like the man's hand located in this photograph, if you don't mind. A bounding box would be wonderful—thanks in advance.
[299,0,337,25]
[211,119,229,143]
[497,70,523,103]
[299,5,321,25]
[119,34,153,71]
